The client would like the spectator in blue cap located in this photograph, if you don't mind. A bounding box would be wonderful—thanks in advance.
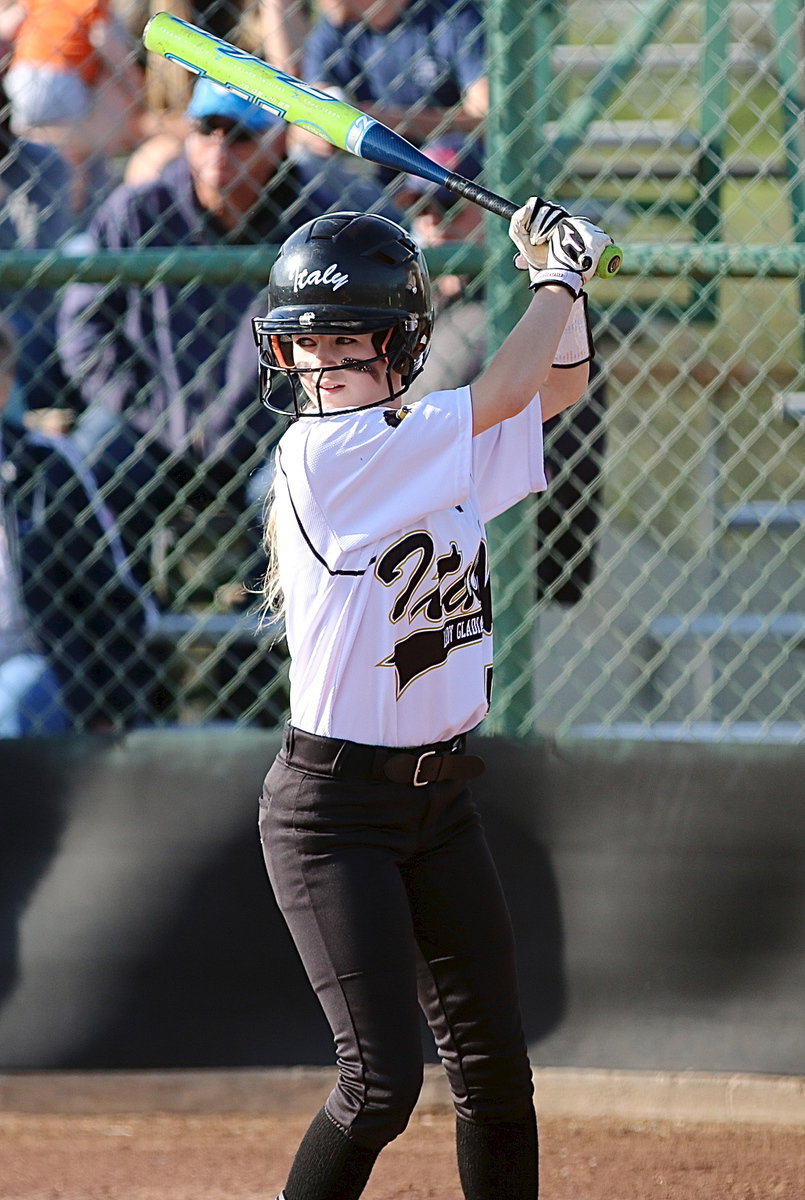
[124,74,285,191]
[57,74,342,602]
[185,76,282,133]
[180,77,290,232]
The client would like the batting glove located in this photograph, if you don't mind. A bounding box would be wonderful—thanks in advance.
[509,196,569,271]
[525,217,613,298]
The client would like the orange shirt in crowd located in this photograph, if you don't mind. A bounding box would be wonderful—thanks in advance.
[11,0,111,84]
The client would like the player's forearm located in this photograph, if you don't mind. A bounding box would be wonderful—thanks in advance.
[470,285,573,435]
[260,0,308,75]
[538,363,590,421]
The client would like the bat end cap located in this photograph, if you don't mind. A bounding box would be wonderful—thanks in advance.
[600,246,623,276]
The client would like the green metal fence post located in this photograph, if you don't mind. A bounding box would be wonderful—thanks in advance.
[691,0,731,323]
[772,0,805,363]
[483,0,550,735]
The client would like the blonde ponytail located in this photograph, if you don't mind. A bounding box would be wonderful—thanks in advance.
[259,478,285,623]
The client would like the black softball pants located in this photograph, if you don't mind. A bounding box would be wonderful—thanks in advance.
[259,752,538,1200]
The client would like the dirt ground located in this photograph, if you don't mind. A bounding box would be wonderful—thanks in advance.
[2,1108,803,1200]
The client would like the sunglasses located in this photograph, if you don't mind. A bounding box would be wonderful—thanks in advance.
[193,116,258,144]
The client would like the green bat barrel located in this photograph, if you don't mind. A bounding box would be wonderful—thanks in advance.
[144,12,365,148]
[143,12,623,277]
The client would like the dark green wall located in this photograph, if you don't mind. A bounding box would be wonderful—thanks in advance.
[0,729,802,1073]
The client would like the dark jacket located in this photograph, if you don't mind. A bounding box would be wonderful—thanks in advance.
[0,135,75,410]
[1,422,156,728]
[303,0,485,112]
[57,156,334,467]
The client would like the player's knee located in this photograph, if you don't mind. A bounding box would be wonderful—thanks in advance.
[450,1051,535,1126]
[374,1085,422,1144]
[364,1060,424,1143]
[332,1059,424,1150]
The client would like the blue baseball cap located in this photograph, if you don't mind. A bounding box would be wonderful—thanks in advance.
[186,78,283,134]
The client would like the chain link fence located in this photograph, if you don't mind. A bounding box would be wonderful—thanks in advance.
[0,0,802,740]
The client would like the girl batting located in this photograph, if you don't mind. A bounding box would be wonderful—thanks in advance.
[252,200,612,1200]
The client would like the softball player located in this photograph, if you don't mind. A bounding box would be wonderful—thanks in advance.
[253,202,612,1200]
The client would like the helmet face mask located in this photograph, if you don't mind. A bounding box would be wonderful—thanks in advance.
[252,212,433,418]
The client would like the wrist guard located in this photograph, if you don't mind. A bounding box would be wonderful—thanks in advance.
[552,294,594,367]
[529,267,584,299]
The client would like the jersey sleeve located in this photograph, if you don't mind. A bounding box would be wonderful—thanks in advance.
[470,392,548,522]
[280,389,474,562]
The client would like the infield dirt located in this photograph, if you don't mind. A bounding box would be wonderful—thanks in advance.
[1,1068,802,1200]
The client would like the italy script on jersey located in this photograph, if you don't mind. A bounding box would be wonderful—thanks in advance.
[375,532,492,695]
[274,385,547,746]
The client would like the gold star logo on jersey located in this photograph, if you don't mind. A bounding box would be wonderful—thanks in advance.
[383,405,411,428]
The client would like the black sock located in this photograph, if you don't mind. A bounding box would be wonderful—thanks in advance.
[456,1109,539,1200]
[283,1106,380,1200]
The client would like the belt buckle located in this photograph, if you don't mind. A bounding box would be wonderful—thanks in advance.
[413,750,437,786]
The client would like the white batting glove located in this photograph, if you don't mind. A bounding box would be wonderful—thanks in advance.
[508,196,569,270]
[528,217,614,299]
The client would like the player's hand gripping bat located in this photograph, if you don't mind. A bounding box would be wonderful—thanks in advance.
[143,12,623,278]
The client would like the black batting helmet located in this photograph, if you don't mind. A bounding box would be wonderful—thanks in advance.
[252,211,433,416]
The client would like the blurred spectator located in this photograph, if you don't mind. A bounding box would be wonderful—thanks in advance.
[259,0,349,76]
[4,0,145,217]
[125,49,398,217]
[0,73,79,417]
[288,0,486,207]
[0,323,66,735]
[302,0,487,142]
[130,2,400,207]
[58,78,340,590]
[259,0,314,76]
[402,136,608,606]
[1,321,156,734]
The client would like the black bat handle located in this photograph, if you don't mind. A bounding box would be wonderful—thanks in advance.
[441,173,624,277]
[442,173,518,219]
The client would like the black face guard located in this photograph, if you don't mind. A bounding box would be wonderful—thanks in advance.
[253,324,417,418]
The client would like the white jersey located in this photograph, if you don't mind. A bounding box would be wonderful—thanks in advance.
[274,385,547,746]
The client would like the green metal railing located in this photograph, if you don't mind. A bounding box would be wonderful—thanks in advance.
[3,242,805,288]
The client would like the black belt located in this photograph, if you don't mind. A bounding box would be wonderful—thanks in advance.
[282,724,485,787]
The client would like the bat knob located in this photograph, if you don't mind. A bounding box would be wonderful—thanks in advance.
[599,245,623,276]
